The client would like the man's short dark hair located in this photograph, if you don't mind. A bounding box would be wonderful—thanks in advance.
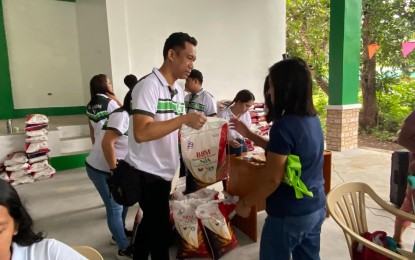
[188,69,203,84]
[124,74,138,89]
[163,32,198,59]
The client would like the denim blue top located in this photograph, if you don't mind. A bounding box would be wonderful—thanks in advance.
[265,115,326,217]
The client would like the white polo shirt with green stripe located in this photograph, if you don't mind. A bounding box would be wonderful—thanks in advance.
[125,68,185,181]
[185,89,217,116]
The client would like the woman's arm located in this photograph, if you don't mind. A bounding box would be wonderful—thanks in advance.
[102,130,120,170]
[235,151,287,217]
[88,120,95,145]
[107,92,122,107]
[229,117,269,149]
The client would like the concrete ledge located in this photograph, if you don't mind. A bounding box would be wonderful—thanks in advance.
[50,153,88,171]
[325,104,362,110]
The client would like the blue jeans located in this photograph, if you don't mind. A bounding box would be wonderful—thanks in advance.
[260,206,326,260]
[86,164,129,250]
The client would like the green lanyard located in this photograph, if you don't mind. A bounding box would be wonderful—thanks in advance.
[186,94,196,113]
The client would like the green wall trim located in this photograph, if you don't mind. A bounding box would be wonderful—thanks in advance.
[12,106,85,119]
[50,153,87,172]
[0,1,14,119]
[328,0,362,105]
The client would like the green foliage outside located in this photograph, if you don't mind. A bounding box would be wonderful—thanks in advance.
[313,86,327,134]
[372,78,415,139]
[287,0,415,140]
[313,76,415,140]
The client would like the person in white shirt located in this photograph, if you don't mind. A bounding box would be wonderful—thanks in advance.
[85,90,134,259]
[179,69,217,178]
[184,69,217,116]
[124,32,206,259]
[86,74,121,144]
[218,89,255,155]
[0,179,86,260]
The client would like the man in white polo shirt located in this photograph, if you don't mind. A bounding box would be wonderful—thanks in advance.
[125,32,206,260]
[179,69,217,179]
[184,69,217,116]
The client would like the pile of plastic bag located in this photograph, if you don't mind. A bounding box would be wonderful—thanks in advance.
[0,114,56,186]
[24,114,55,183]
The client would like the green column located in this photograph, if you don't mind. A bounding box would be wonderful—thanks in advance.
[0,1,14,119]
[328,0,362,105]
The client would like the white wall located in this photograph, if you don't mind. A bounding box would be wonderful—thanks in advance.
[105,0,131,100]
[76,0,112,104]
[3,0,84,108]
[123,0,286,102]
[3,0,285,110]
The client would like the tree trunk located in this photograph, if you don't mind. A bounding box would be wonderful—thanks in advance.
[299,17,329,95]
[360,10,378,129]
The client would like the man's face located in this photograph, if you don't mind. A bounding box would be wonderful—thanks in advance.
[172,42,196,80]
[184,77,199,93]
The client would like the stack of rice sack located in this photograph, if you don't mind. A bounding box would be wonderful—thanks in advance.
[24,114,55,181]
[249,102,271,137]
[2,152,32,185]
[170,181,239,260]
[180,117,229,194]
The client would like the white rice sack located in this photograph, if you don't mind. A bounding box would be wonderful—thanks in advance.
[10,175,34,186]
[26,135,48,143]
[0,172,9,182]
[172,188,219,202]
[6,163,29,172]
[26,129,48,137]
[195,196,239,259]
[25,114,49,124]
[9,170,30,180]
[28,155,49,164]
[27,160,49,173]
[4,152,28,166]
[32,165,55,180]
[195,198,237,241]
[180,117,229,188]
[25,142,49,154]
[170,198,212,259]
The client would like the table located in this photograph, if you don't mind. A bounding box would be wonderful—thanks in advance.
[226,150,332,242]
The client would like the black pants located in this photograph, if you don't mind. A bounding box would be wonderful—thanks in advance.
[133,169,172,260]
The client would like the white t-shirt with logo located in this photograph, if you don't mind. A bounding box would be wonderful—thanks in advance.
[125,68,185,181]
[11,239,87,260]
[217,106,251,141]
[86,109,129,172]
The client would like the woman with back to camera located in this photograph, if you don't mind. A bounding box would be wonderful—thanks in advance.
[218,89,255,155]
[85,89,135,259]
[230,57,326,260]
[0,179,86,260]
[87,74,121,144]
